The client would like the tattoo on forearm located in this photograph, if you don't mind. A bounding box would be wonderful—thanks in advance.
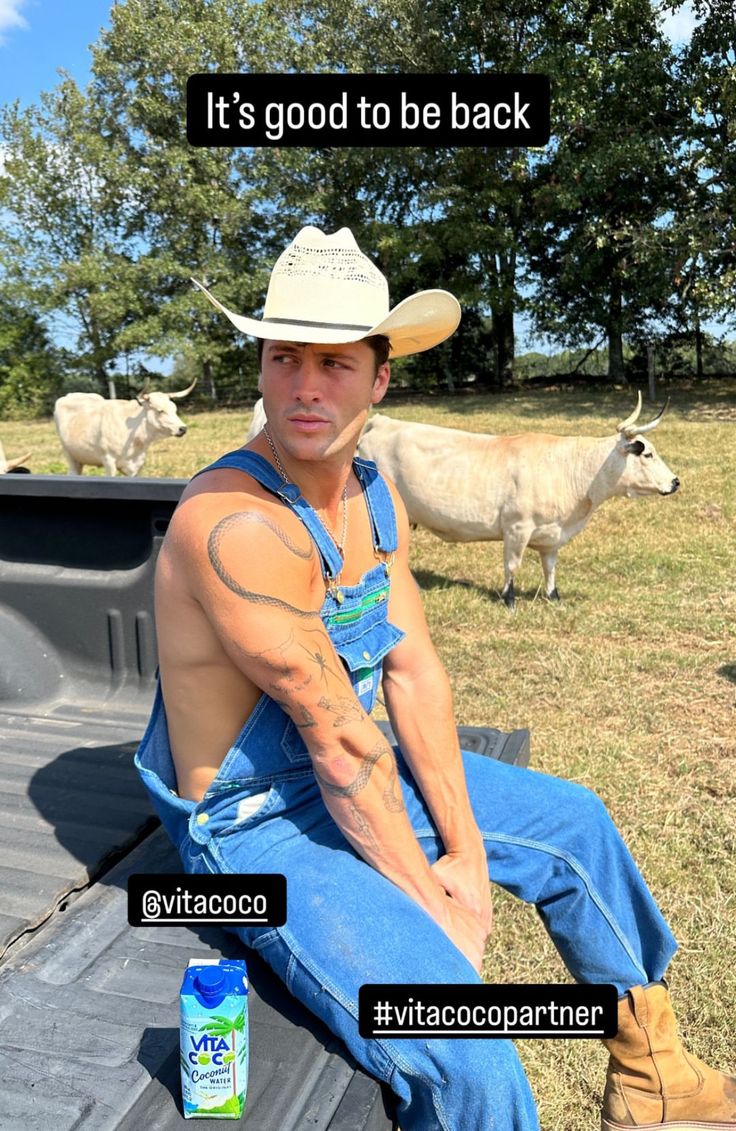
[315,740,403,853]
[315,738,404,812]
[208,512,319,619]
[314,740,387,798]
[270,672,314,694]
[242,631,293,667]
[382,757,405,812]
[291,703,317,729]
[317,695,366,727]
[350,803,381,853]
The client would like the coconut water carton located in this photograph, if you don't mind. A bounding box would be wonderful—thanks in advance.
[180,958,249,1119]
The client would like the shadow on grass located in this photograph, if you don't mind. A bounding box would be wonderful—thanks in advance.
[413,567,498,601]
[413,567,579,608]
[716,663,736,684]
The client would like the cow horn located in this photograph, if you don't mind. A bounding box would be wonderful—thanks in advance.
[617,391,642,436]
[4,450,32,471]
[136,376,151,401]
[167,378,197,401]
[630,397,670,436]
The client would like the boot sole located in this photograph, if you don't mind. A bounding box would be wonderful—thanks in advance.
[603,1120,736,1131]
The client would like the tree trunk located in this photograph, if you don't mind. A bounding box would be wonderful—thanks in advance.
[493,251,516,387]
[607,274,625,382]
[647,345,656,403]
[493,305,515,386]
[203,358,218,404]
[694,311,704,378]
[96,361,111,398]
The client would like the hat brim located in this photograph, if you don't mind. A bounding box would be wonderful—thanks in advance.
[191,279,460,359]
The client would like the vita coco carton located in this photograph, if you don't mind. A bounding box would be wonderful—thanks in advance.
[180,958,249,1119]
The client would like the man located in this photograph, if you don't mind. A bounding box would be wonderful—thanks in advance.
[135,225,736,1131]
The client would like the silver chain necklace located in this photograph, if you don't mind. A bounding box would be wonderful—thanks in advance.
[263,423,349,557]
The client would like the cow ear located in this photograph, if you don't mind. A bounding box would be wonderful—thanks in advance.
[624,439,645,456]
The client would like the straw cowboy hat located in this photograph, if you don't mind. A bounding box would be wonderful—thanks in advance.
[191,225,461,359]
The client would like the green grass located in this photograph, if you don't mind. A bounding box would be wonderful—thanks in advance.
[3,382,736,1129]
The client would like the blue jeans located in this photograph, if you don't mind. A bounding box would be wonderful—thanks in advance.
[136,449,677,1131]
[139,712,677,1131]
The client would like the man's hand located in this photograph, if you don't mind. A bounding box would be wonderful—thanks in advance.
[437,892,489,974]
[432,845,493,938]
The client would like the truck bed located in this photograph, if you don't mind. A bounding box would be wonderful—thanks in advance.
[0,475,530,1129]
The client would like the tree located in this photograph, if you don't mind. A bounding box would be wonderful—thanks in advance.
[8,0,727,401]
[0,77,144,394]
[0,291,65,417]
[666,0,736,373]
[249,0,566,386]
[525,0,683,380]
[89,0,300,402]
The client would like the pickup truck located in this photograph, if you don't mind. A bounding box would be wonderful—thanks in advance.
[0,473,530,1130]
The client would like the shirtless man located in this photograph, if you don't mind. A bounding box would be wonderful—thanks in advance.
[135,225,736,1131]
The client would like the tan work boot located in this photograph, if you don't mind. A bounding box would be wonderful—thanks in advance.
[602,982,736,1130]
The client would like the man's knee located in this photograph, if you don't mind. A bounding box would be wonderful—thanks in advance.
[559,778,614,834]
[388,1036,538,1130]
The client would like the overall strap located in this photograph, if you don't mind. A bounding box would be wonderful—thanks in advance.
[191,449,344,580]
[352,457,399,554]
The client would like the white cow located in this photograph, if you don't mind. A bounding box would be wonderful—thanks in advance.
[53,380,196,476]
[0,441,31,473]
[358,394,680,607]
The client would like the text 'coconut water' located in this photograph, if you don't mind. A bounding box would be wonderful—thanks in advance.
[180,958,249,1119]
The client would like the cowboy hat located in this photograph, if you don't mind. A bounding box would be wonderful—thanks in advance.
[191,225,461,359]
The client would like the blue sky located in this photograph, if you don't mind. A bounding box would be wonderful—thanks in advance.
[0,0,113,109]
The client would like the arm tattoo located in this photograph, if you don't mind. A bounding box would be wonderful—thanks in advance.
[298,627,352,689]
[291,703,317,729]
[350,803,381,853]
[241,632,309,684]
[223,509,313,558]
[208,512,319,619]
[314,740,388,798]
[382,757,405,812]
[315,740,403,852]
[317,695,366,727]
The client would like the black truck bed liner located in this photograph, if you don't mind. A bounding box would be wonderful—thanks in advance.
[0,475,530,1129]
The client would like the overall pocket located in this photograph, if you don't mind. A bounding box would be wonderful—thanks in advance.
[208,782,282,839]
[333,616,405,712]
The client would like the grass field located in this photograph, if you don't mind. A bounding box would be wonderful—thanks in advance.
[3,383,735,1129]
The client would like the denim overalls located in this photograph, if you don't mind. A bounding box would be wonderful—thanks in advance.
[135,449,677,1131]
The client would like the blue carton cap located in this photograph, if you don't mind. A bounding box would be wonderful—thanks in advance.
[194,966,226,1001]
[182,959,249,1007]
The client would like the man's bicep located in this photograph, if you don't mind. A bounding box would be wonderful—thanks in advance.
[188,501,362,734]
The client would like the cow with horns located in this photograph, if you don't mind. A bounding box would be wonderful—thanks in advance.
[53,379,196,477]
[358,393,680,607]
[0,441,32,473]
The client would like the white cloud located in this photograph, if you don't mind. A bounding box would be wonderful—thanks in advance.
[658,1,701,46]
[0,0,29,46]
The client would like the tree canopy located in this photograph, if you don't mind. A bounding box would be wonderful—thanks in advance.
[0,0,733,404]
